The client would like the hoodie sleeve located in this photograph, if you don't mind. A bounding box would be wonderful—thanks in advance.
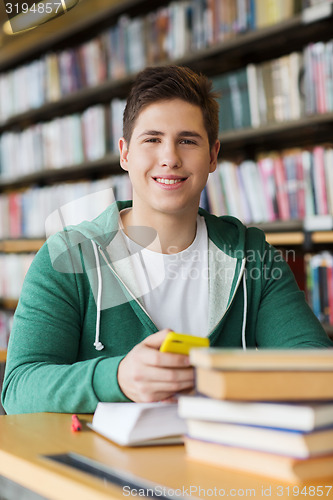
[252,235,333,348]
[1,233,130,415]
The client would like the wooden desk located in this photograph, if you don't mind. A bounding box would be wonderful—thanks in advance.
[0,413,332,500]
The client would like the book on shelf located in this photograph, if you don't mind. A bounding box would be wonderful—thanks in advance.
[325,148,333,214]
[89,401,187,447]
[295,150,306,219]
[212,68,251,132]
[205,168,227,216]
[312,42,327,115]
[212,74,235,132]
[239,161,268,223]
[305,252,333,326]
[0,311,12,350]
[255,0,300,28]
[304,40,333,116]
[257,155,279,221]
[319,258,330,324]
[273,154,291,220]
[284,152,299,219]
[199,186,210,212]
[260,60,276,124]
[313,146,328,216]
[185,419,333,458]
[178,395,333,431]
[302,150,316,217]
[184,437,333,482]
[218,162,245,221]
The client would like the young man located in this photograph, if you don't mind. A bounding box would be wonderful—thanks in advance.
[2,65,332,414]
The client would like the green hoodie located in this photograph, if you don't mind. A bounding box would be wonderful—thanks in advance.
[2,201,332,414]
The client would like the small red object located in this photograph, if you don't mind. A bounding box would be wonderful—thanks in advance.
[71,414,82,432]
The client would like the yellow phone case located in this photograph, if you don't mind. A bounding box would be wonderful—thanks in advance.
[160,332,209,355]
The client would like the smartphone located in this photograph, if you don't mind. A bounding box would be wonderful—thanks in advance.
[160,332,209,355]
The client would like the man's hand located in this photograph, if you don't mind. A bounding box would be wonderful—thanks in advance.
[117,329,194,402]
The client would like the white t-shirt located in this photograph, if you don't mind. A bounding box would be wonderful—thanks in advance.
[121,215,209,337]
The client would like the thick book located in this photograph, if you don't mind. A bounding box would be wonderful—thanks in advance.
[90,402,187,446]
[273,154,291,220]
[189,348,333,371]
[195,367,333,401]
[186,419,333,458]
[184,437,333,482]
[178,395,333,431]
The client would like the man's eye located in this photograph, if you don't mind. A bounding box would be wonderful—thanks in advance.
[181,139,196,145]
[145,138,159,143]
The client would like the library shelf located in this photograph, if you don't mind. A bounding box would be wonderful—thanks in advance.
[218,113,333,158]
[0,8,332,133]
[3,232,333,254]
[2,231,333,255]
[266,232,333,247]
[172,9,333,76]
[0,76,132,133]
[250,230,333,247]
[249,220,333,247]
[1,112,333,192]
[0,239,46,253]
[311,232,333,245]
[265,232,305,246]
[0,299,18,311]
[0,0,172,72]
[0,1,332,198]
[251,221,333,247]
[1,2,332,75]
[324,325,333,340]
[0,154,120,190]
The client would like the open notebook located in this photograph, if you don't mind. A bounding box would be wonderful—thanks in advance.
[89,401,187,446]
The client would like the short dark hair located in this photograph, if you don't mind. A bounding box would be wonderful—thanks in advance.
[123,65,219,149]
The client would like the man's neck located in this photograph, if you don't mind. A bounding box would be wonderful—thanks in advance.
[120,207,198,254]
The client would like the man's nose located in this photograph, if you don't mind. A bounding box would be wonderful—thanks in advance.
[159,142,182,168]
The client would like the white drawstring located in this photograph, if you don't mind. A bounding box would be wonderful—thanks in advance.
[91,240,247,351]
[92,241,104,351]
[241,272,247,350]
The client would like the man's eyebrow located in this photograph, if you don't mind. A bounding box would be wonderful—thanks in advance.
[137,130,204,139]
[137,130,164,138]
[177,131,203,139]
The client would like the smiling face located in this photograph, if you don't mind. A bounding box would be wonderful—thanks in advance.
[119,98,220,223]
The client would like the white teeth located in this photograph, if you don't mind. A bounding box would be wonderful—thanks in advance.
[155,178,183,185]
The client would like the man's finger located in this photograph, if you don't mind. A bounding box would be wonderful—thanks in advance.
[143,329,171,349]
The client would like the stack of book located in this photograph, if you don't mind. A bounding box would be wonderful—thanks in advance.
[179,348,333,482]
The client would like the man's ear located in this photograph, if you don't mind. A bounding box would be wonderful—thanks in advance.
[119,138,129,172]
[209,140,220,173]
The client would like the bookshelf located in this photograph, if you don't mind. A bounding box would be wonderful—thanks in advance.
[0,299,17,311]
[1,113,333,191]
[0,154,120,189]
[0,239,45,253]
[1,0,333,341]
[1,7,333,158]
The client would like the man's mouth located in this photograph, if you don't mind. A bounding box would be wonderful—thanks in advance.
[154,177,186,185]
